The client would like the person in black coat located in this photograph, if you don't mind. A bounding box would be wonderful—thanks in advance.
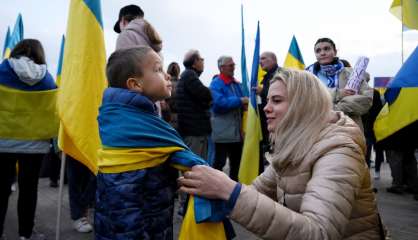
[362,89,384,179]
[175,50,212,159]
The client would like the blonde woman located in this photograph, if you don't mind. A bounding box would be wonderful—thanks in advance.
[179,69,383,239]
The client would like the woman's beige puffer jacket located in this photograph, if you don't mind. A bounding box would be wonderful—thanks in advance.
[230,112,381,240]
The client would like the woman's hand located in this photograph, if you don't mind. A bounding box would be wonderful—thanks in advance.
[178,165,237,201]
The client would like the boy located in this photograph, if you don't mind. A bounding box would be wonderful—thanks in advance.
[95,46,179,240]
[95,46,234,240]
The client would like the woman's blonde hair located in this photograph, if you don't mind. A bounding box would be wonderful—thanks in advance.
[267,69,332,171]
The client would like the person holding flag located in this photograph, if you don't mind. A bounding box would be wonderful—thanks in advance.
[210,56,248,181]
[179,69,383,239]
[0,39,57,240]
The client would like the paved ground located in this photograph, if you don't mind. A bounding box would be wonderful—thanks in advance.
[4,161,418,239]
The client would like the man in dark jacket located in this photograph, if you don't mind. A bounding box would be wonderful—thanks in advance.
[175,50,212,159]
[257,52,282,173]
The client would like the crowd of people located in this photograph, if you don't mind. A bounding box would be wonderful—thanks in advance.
[0,3,417,240]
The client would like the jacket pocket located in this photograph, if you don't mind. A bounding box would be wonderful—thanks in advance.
[211,112,240,143]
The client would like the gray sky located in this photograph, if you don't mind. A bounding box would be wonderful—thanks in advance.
[1,0,417,85]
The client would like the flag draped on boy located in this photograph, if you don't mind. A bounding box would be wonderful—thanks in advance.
[3,14,24,59]
[374,46,418,142]
[239,22,263,184]
[283,35,305,70]
[2,27,10,59]
[390,0,418,30]
[57,0,107,173]
[97,88,232,239]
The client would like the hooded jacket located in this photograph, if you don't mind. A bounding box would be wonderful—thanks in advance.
[307,63,373,130]
[0,57,56,153]
[116,18,162,52]
[230,112,381,240]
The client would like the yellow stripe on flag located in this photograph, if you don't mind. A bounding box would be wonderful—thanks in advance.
[179,195,226,240]
[57,0,107,174]
[284,53,305,70]
[0,84,59,140]
[374,87,418,141]
[390,0,418,30]
[239,103,262,184]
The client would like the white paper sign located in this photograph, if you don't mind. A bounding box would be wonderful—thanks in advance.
[345,56,369,93]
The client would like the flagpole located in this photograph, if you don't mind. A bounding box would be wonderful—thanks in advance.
[55,152,66,240]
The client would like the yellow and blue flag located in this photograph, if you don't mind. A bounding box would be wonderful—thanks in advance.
[240,5,250,132]
[239,22,263,185]
[374,46,418,142]
[390,0,418,30]
[3,14,24,59]
[55,35,65,86]
[283,35,305,70]
[97,88,231,239]
[240,5,249,97]
[2,27,10,59]
[57,0,107,174]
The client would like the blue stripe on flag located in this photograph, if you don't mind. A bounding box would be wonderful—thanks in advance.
[56,35,65,76]
[83,0,103,27]
[241,5,249,97]
[2,27,10,58]
[249,22,260,110]
[384,46,418,105]
[289,36,304,64]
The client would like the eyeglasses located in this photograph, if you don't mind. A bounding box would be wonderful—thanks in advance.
[222,63,235,67]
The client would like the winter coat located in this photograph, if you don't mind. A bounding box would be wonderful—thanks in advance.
[307,65,373,130]
[209,76,244,143]
[175,68,212,136]
[115,18,162,52]
[230,112,381,240]
[0,58,56,154]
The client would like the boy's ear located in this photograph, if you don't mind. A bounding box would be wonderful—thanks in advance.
[126,78,143,92]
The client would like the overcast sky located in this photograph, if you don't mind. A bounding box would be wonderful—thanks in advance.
[1,0,417,85]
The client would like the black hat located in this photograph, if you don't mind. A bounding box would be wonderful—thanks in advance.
[114,5,144,33]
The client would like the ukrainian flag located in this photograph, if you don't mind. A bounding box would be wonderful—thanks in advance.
[57,0,107,174]
[3,14,23,59]
[240,5,250,132]
[2,27,10,59]
[374,46,418,142]
[239,22,263,185]
[240,5,249,97]
[390,0,418,30]
[56,35,65,86]
[97,88,231,239]
[283,35,305,70]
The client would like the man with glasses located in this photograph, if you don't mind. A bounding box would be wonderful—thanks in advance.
[210,56,248,181]
[175,50,212,159]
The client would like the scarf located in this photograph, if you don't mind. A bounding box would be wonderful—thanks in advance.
[219,73,235,85]
[318,60,344,88]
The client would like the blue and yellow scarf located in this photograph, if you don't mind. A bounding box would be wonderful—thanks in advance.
[97,87,234,240]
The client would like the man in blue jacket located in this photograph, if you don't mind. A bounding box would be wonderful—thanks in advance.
[210,56,248,181]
